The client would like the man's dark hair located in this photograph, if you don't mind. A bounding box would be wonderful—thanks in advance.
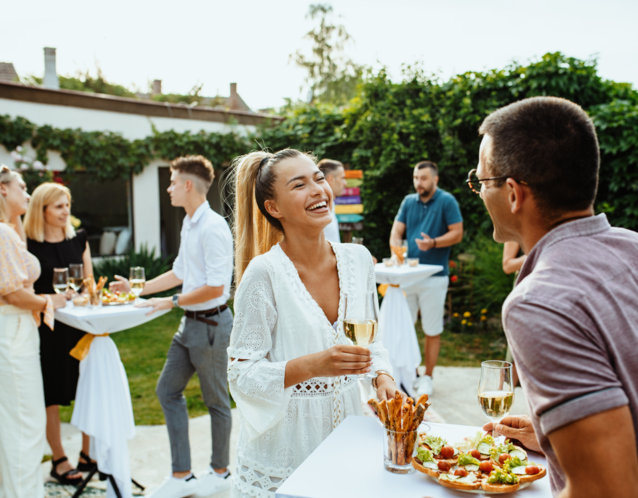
[317,159,344,177]
[415,161,438,176]
[170,155,214,193]
[479,96,600,215]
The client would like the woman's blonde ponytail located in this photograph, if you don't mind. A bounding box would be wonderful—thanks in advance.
[231,152,282,285]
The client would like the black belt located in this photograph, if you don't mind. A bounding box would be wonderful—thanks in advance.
[184,305,228,326]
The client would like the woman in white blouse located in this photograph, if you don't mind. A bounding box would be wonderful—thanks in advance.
[228,149,397,498]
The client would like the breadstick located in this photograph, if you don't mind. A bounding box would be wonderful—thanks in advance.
[416,394,429,407]
[378,400,390,428]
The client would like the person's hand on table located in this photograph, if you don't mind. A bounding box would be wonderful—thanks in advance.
[375,375,405,402]
[136,297,173,315]
[415,232,435,252]
[109,275,131,293]
[51,293,68,309]
[64,288,75,300]
[483,415,544,454]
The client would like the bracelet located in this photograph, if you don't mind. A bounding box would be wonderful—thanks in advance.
[372,370,395,389]
[432,238,437,249]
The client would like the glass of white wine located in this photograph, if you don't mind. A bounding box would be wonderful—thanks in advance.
[343,291,378,379]
[129,267,145,303]
[52,268,69,295]
[68,264,84,293]
[478,360,514,442]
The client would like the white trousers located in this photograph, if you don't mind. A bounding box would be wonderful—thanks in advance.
[0,305,46,498]
[403,276,449,337]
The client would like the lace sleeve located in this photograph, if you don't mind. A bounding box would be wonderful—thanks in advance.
[227,262,292,440]
[364,252,393,376]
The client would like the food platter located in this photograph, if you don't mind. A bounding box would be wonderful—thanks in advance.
[421,473,532,494]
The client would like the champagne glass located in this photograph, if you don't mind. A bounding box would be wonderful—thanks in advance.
[68,264,84,293]
[344,291,378,379]
[401,239,408,266]
[478,360,514,443]
[129,267,145,303]
[52,268,69,295]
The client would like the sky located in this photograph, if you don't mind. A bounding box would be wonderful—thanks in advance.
[2,0,637,111]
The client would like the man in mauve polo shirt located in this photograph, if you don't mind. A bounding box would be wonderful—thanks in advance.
[475,96,638,497]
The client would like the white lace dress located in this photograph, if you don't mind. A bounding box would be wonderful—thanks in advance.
[228,241,392,498]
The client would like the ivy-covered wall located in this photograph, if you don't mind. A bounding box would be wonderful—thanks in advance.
[2,53,637,258]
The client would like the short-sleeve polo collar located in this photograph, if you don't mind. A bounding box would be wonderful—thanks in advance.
[417,188,440,207]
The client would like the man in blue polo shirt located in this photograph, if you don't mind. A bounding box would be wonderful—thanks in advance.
[390,161,463,396]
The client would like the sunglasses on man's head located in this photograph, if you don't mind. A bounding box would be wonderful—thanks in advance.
[465,168,529,194]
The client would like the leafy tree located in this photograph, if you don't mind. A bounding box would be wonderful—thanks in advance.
[290,4,365,106]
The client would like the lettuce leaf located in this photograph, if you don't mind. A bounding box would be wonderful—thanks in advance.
[458,453,481,466]
[503,455,528,472]
[423,435,446,455]
[490,440,516,460]
[417,447,435,463]
[487,467,519,485]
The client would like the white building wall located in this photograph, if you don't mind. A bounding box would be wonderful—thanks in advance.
[0,98,256,140]
[132,160,162,252]
[0,97,257,254]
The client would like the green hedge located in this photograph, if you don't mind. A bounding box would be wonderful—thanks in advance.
[2,52,637,257]
[259,53,638,257]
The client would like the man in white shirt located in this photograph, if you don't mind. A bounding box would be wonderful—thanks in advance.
[110,156,233,498]
[318,159,346,243]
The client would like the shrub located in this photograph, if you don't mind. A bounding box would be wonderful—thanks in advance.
[93,244,172,296]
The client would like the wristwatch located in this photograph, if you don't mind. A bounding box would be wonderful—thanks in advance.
[172,294,181,308]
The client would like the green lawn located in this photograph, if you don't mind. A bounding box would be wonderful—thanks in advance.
[416,321,509,367]
[60,309,507,426]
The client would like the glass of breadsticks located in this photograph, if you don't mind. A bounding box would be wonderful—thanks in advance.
[84,275,107,307]
[369,391,431,474]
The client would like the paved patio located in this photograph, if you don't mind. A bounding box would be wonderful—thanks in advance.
[43,366,530,496]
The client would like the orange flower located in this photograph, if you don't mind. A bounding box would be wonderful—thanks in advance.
[450,275,458,283]
[449,260,457,269]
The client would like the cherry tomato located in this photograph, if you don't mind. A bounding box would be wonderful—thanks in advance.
[454,468,468,477]
[470,449,482,459]
[498,453,511,464]
[479,461,493,473]
[437,461,451,472]
[525,465,540,475]
[440,446,455,459]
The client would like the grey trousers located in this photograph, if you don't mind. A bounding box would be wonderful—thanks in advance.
[156,308,233,473]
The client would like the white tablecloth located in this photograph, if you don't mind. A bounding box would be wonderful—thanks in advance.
[374,264,442,396]
[55,301,170,335]
[276,416,552,498]
[55,302,169,498]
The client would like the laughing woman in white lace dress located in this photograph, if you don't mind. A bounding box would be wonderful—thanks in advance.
[228,149,398,498]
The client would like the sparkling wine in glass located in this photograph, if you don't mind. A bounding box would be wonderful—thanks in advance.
[53,268,69,294]
[129,267,145,302]
[344,291,378,378]
[68,264,84,293]
[478,360,514,442]
[401,239,408,265]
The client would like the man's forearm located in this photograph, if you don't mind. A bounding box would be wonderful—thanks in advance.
[432,229,463,248]
[141,271,182,296]
[177,285,224,307]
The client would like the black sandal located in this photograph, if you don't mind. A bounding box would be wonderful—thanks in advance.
[77,451,97,472]
[50,456,83,485]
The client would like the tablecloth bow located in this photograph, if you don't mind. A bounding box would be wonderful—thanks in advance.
[377,283,403,297]
[70,333,109,360]
[36,294,55,330]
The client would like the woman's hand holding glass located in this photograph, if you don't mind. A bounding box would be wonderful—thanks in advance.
[308,344,372,377]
